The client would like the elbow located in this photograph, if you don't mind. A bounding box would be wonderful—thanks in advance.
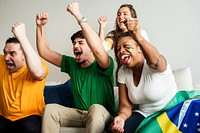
[37,49,49,61]
[33,67,46,81]
[148,55,167,72]
[38,52,45,59]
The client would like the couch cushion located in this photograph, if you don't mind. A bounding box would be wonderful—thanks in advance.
[172,66,193,90]
[44,80,74,107]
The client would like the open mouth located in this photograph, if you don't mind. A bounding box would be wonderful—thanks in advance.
[119,19,127,25]
[121,54,130,64]
[74,51,82,59]
[5,62,15,70]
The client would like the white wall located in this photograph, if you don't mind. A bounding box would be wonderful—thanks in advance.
[0,0,200,84]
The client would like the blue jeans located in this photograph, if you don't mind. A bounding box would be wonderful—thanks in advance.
[0,115,42,133]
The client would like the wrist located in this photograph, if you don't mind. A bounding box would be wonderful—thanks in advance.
[78,17,87,25]
[100,26,106,30]
[118,111,128,120]
[136,35,145,44]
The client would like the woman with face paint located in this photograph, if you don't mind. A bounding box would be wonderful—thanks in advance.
[98,4,149,85]
[107,10,179,133]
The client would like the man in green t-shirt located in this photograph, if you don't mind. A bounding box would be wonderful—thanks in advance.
[36,2,115,133]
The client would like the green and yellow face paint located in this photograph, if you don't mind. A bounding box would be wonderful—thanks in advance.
[127,46,134,52]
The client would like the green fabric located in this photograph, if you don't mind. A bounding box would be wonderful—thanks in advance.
[61,55,116,116]
[135,90,200,133]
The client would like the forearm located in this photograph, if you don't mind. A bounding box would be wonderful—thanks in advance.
[67,2,110,68]
[98,25,106,42]
[36,25,62,67]
[18,34,46,80]
[81,23,104,52]
[75,13,104,53]
[118,106,132,121]
[136,35,166,70]
[82,22,110,67]
[67,1,103,52]
[36,26,50,58]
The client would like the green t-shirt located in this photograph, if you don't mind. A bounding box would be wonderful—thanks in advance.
[61,55,116,116]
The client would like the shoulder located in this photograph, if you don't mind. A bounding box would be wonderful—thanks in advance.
[61,55,76,65]
[140,29,149,42]
[62,55,75,61]
[107,56,115,69]
[118,65,130,76]
[147,62,172,76]
[0,54,3,60]
[107,30,115,36]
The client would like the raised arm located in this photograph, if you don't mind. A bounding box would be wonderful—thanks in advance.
[11,22,46,80]
[98,16,114,52]
[36,12,62,67]
[98,16,108,42]
[127,18,167,72]
[67,2,110,69]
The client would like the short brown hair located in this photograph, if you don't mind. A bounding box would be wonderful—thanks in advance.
[6,37,20,44]
[70,30,85,43]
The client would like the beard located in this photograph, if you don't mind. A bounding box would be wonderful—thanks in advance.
[77,60,86,64]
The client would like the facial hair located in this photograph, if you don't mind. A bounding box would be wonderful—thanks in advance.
[78,60,86,64]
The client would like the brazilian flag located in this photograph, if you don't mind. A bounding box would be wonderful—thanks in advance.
[135,90,200,133]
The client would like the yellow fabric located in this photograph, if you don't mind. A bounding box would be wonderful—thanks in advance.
[157,112,182,133]
[0,55,48,121]
[105,38,113,48]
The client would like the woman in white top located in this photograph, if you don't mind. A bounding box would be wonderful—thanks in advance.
[109,18,178,132]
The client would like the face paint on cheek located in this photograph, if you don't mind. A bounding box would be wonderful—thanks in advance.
[127,46,134,52]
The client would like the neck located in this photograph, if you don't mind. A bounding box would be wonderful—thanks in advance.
[80,55,95,68]
[132,59,144,76]
[122,28,128,33]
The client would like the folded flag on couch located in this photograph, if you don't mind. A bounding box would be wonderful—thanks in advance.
[135,90,200,133]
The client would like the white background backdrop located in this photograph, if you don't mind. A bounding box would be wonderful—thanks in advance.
[0,0,200,85]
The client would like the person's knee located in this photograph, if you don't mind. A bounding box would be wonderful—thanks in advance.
[86,104,112,132]
[20,116,41,133]
[88,104,105,113]
[88,104,111,122]
[22,124,41,133]
[43,104,60,121]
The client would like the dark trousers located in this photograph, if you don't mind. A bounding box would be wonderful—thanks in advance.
[0,115,42,133]
[124,112,145,133]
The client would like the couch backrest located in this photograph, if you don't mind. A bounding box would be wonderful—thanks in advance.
[44,80,74,107]
[172,66,193,90]
[44,67,194,109]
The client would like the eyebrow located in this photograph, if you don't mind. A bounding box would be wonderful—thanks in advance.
[78,40,84,42]
[73,39,85,45]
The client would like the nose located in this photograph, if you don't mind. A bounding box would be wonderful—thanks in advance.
[120,47,125,53]
[119,14,123,19]
[4,53,10,61]
[73,43,80,51]
[73,42,79,47]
